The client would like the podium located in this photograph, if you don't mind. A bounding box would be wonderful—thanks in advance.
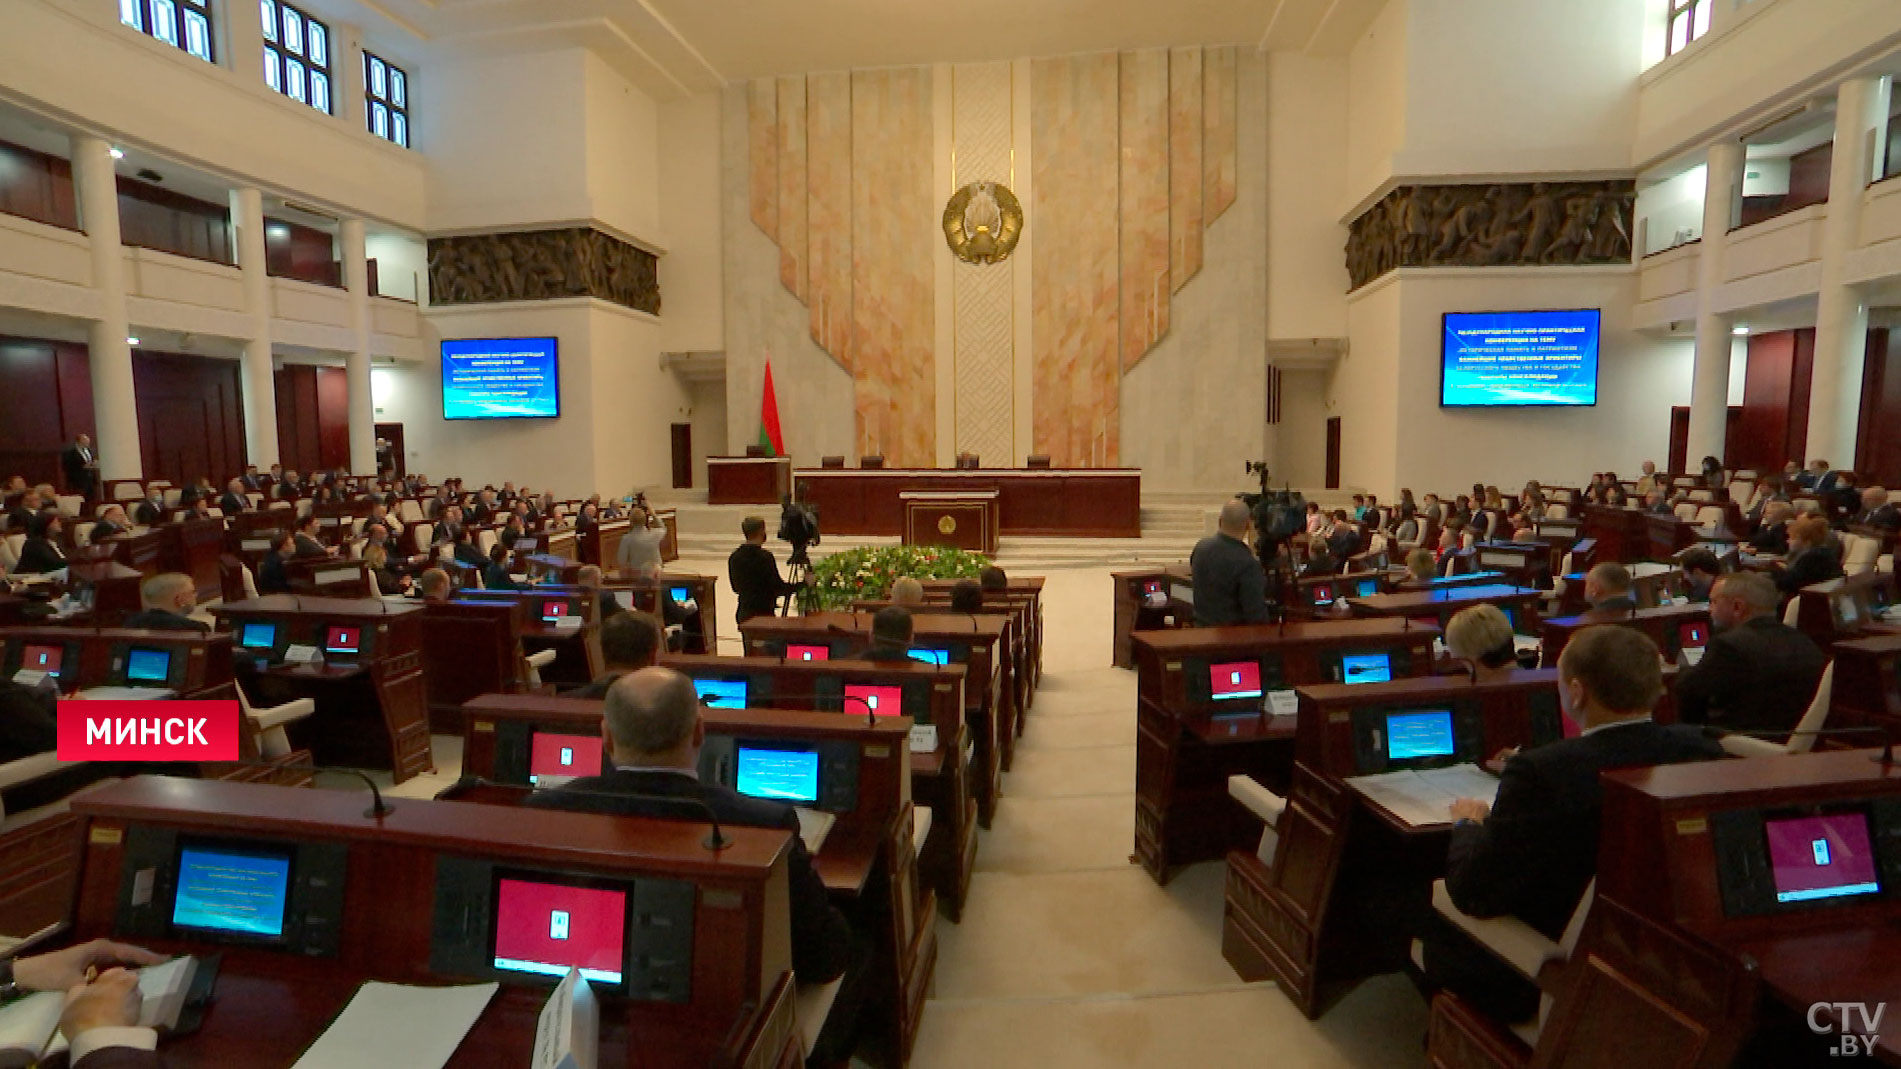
[901,490,999,554]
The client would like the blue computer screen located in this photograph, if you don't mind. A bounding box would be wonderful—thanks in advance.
[669,586,691,604]
[1341,651,1393,685]
[1441,309,1600,407]
[172,844,292,937]
[1386,710,1456,761]
[1356,578,1379,597]
[736,746,820,804]
[906,648,950,666]
[694,678,748,709]
[441,337,560,420]
[238,621,276,649]
[125,647,171,683]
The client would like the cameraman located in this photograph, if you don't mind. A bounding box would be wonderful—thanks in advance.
[729,515,804,625]
[615,502,668,578]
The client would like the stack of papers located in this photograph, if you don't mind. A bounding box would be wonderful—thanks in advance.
[293,981,497,1069]
[1347,764,1502,829]
[793,808,837,855]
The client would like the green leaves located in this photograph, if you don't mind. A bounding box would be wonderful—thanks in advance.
[802,545,991,611]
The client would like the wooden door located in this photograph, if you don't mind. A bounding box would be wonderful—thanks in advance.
[671,423,693,489]
[374,422,405,481]
[1668,407,1689,474]
[1324,417,1341,490]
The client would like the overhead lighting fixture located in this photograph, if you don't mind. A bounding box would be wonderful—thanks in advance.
[109,147,125,160]
[1732,325,1750,336]
[126,336,140,345]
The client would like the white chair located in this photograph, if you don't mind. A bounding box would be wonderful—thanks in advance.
[204,507,223,519]
[796,976,846,1063]
[1545,503,1569,520]
[1,534,23,573]
[246,493,264,509]
[1844,534,1879,576]
[1687,489,1714,503]
[162,488,182,508]
[477,529,499,556]
[296,499,313,519]
[1415,878,1596,1045]
[112,483,144,503]
[235,683,316,759]
[398,499,424,524]
[53,495,82,517]
[72,523,92,549]
[1673,502,1698,521]
[1694,505,1727,528]
[267,500,292,512]
[240,563,260,601]
[1227,775,1288,864]
[524,648,558,688]
[1782,596,1802,627]
[1719,663,1834,757]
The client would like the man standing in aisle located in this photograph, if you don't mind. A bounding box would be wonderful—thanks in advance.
[62,433,98,501]
[1189,499,1272,626]
[728,515,803,625]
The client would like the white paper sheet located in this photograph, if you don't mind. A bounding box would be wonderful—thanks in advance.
[292,981,498,1069]
[1348,763,1502,829]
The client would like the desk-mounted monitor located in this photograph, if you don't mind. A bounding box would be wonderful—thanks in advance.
[693,677,748,709]
[1678,620,1710,650]
[668,585,692,605]
[19,642,65,677]
[1350,702,1484,774]
[113,830,348,957]
[1337,650,1395,685]
[844,683,905,718]
[735,745,821,804]
[1169,579,1195,608]
[1209,660,1264,702]
[1354,577,1380,598]
[490,873,627,985]
[1714,801,1901,918]
[172,841,293,939]
[906,647,950,666]
[1441,309,1600,408]
[123,646,174,686]
[324,624,363,656]
[541,599,572,624]
[529,730,604,787]
[1309,583,1337,608]
[786,643,830,663]
[238,621,278,652]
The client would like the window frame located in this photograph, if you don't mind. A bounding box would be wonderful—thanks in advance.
[261,0,334,115]
[1664,0,1711,58]
[121,0,216,63]
[363,50,412,149]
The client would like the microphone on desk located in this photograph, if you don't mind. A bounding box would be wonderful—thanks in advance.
[222,759,395,819]
[1702,725,1898,766]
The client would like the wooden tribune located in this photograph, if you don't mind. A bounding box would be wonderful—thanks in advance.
[793,467,1142,538]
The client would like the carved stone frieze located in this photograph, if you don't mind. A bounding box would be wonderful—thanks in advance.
[1345,181,1636,290]
[427,227,660,314]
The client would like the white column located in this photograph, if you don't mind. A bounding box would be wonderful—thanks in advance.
[71,135,144,483]
[229,187,279,465]
[1805,75,1891,467]
[1686,140,1744,467]
[340,216,377,474]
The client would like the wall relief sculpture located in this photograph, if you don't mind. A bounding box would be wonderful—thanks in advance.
[427,227,661,314]
[1344,181,1635,290]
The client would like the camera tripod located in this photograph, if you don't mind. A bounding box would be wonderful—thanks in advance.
[780,542,814,615]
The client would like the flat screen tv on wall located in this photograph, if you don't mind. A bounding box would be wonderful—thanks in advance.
[1440,309,1600,408]
[441,337,560,420]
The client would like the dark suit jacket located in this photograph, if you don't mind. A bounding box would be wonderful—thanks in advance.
[14,536,67,574]
[599,590,624,618]
[1188,532,1271,626]
[132,500,165,526]
[527,768,851,983]
[1445,720,1723,937]
[1749,522,1790,554]
[90,520,127,543]
[292,533,329,560]
[60,443,95,491]
[728,542,799,623]
[1578,594,1637,622]
[219,491,248,514]
[561,673,623,700]
[1777,545,1844,594]
[482,563,520,591]
[454,542,488,568]
[74,1047,159,1068]
[258,551,292,594]
[4,504,30,531]
[1859,504,1901,533]
[1675,616,1827,735]
[0,680,58,761]
[122,609,211,633]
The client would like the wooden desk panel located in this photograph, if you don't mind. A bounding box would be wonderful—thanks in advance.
[901,490,999,554]
[1538,602,1713,668]
[708,457,792,505]
[794,468,1142,537]
[1111,566,1191,669]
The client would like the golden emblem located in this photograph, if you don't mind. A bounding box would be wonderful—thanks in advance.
[943,181,1023,264]
[937,515,958,535]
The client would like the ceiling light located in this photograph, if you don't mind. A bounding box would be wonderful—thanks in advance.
[1732,325,1749,336]
[109,147,125,160]
[126,336,140,346]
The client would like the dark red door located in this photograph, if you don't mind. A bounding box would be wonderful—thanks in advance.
[1324,417,1341,490]
[671,423,693,489]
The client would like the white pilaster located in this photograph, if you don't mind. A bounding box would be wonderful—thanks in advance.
[1686,139,1742,466]
[71,134,143,483]
[230,187,280,465]
[340,216,377,474]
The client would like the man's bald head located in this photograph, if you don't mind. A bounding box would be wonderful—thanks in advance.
[1864,487,1889,510]
[140,572,196,614]
[1218,500,1251,538]
[602,666,703,763]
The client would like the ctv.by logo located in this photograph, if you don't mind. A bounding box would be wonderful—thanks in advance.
[1809,1002,1885,1057]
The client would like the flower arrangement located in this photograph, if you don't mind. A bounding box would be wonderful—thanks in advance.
[801,544,991,611]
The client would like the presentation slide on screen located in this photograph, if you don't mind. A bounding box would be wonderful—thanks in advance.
[1441,309,1600,407]
[441,337,560,419]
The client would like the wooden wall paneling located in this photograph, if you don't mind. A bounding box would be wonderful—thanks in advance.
[1738,142,1834,227]
[131,351,245,486]
[1857,329,1901,487]
[314,367,351,470]
[1735,329,1817,473]
[274,366,321,475]
[1118,49,1170,371]
[1787,327,1815,463]
[264,217,340,287]
[1168,47,1204,293]
[0,139,78,230]
[806,71,853,367]
[0,337,94,486]
[115,178,232,264]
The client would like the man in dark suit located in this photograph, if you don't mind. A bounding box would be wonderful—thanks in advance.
[1676,571,1826,736]
[1749,500,1793,554]
[3,938,171,1067]
[1325,510,1362,562]
[452,529,487,569]
[6,489,42,532]
[218,478,249,516]
[863,606,915,662]
[528,668,864,1061]
[1579,561,1636,618]
[728,515,802,625]
[481,544,519,590]
[130,487,165,527]
[1421,625,1723,1021]
[469,488,499,525]
[561,611,663,699]
[121,572,211,633]
[1857,487,1901,533]
[240,465,263,492]
[61,433,98,500]
[1189,500,1271,626]
[1678,547,1722,603]
[291,515,331,559]
[257,531,295,594]
[0,676,59,761]
[89,504,130,544]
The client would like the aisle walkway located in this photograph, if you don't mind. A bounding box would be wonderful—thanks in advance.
[907,566,1430,1068]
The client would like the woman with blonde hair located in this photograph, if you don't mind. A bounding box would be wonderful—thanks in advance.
[1445,604,1519,677]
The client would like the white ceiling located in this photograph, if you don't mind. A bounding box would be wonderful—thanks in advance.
[331,0,1387,99]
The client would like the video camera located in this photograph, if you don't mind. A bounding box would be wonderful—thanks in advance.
[1240,461,1306,576]
[778,495,820,567]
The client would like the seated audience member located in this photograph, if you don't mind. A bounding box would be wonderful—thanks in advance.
[616,505,668,577]
[1363,494,1382,524]
[979,565,1009,593]
[432,505,465,546]
[1422,625,1723,1021]
[1392,503,1420,543]
[1421,493,1444,523]
[563,610,664,699]
[1451,495,1474,523]
[1826,471,1862,525]
[1445,604,1519,678]
[1349,494,1367,522]
[1678,547,1723,603]
[219,478,249,515]
[1857,487,1901,533]
[366,502,402,537]
[1641,489,1671,515]
[575,501,600,536]
[1633,460,1660,497]
[130,486,165,526]
[1750,500,1794,554]
[527,668,862,1061]
[1188,500,1271,626]
[1326,511,1361,562]
[13,513,68,574]
[417,567,454,603]
[949,578,984,614]
[122,572,210,632]
[174,477,206,507]
[6,488,41,531]
[469,488,499,525]
[1777,516,1844,594]
[498,512,530,550]
[864,606,915,661]
[90,504,130,543]
[482,544,521,591]
[1699,454,1726,491]
[1298,542,1339,579]
[1405,547,1437,583]
[1603,480,1628,507]
[291,515,330,559]
[0,675,59,760]
[241,464,264,491]
[1675,571,1827,737]
[362,537,410,596]
[1796,459,1828,490]
[3,938,173,1068]
[890,577,925,605]
[452,528,486,569]
[1580,561,1636,616]
[575,564,619,617]
[1303,501,1326,536]
[1433,518,1467,569]
[257,531,295,594]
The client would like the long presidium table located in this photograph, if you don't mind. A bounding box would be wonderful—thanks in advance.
[795,467,1141,538]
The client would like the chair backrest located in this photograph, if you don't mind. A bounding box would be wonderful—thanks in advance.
[821,456,846,469]
[0,535,16,573]
[1785,662,1835,755]
[1844,534,1879,575]
[860,455,886,469]
[73,522,92,548]
[1687,489,1714,503]
[1673,502,1698,520]
[1782,597,1802,627]
[1694,505,1726,527]
[112,482,145,502]
[477,528,499,555]
[1026,455,1052,469]
[241,562,259,601]
[398,499,424,523]
[1546,502,1569,520]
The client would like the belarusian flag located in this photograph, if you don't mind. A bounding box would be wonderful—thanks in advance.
[758,359,786,457]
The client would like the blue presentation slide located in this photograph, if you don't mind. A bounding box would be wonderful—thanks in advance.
[442,337,560,419]
[1441,309,1600,407]
[172,846,291,937]
[737,747,821,804]
[1386,711,1456,761]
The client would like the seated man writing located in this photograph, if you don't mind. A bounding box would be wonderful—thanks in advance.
[121,572,211,633]
[1419,625,1722,1021]
[528,667,865,1064]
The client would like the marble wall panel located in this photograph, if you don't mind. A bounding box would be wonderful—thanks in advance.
[806,71,853,368]
[776,76,808,301]
[850,67,936,467]
[748,79,778,240]
[1031,53,1122,467]
[1170,47,1204,292]
[1203,46,1238,223]
[1119,49,1170,373]
[951,61,1017,465]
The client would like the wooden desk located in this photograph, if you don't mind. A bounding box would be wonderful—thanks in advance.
[857,589,1041,748]
[1347,583,1543,630]
[578,518,630,567]
[211,597,432,782]
[794,467,1142,537]
[1469,542,1551,589]
[285,556,372,597]
[0,626,234,695]
[900,490,1000,554]
[918,576,1044,692]
[707,456,792,505]
[1111,566,1191,669]
[161,516,226,602]
[67,777,802,1068]
[609,573,720,655]
[1130,619,1441,884]
[1581,504,1649,563]
[419,599,533,732]
[1538,602,1713,668]
[456,588,604,684]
